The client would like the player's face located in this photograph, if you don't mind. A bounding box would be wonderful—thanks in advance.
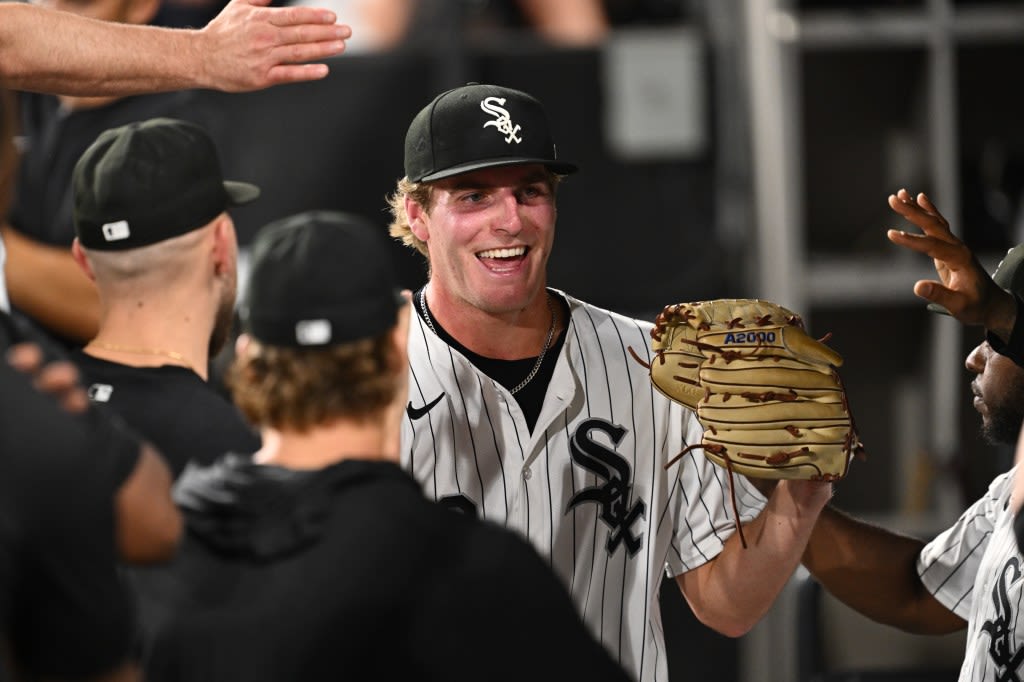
[965,340,1024,446]
[417,164,556,316]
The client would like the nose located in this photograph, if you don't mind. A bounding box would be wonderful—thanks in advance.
[493,190,524,235]
[965,342,987,374]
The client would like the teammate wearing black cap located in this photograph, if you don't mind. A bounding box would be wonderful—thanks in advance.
[803,189,1024,682]
[0,84,182,682]
[129,210,630,681]
[67,117,261,477]
[388,82,834,681]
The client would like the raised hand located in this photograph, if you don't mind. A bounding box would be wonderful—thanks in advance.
[887,188,1016,337]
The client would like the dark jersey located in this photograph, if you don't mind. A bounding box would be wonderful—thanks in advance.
[0,361,140,677]
[71,351,261,478]
[131,457,629,682]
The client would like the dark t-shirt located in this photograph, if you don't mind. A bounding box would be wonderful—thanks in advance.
[8,90,213,351]
[0,361,140,677]
[71,352,261,478]
[131,457,629,681]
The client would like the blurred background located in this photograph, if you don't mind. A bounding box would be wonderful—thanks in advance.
[13,0,1024,679]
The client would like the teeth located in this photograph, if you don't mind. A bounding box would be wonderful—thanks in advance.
[478,247,526,259]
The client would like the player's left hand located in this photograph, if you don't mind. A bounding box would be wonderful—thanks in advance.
[197,0,352,91]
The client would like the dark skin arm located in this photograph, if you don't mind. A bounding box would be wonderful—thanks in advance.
[802,505,965,634]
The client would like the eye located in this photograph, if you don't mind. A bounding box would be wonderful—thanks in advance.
[459,191,485,204]
[519,183,551,202]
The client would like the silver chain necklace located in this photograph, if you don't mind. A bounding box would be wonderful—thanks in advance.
[419,288,556,395]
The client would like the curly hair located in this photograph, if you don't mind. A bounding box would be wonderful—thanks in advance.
[227,335,398,432]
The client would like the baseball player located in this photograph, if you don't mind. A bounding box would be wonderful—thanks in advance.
[387,82,834,681]
[66,117,261,476]
[129,211,630,681]
[804,189,1024,681]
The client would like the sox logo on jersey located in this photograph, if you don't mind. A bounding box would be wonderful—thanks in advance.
[566,418,646,556]
[981,556,1024,680]
[400,290,766,682]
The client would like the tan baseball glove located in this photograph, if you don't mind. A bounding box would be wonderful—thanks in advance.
[636,299,864,481]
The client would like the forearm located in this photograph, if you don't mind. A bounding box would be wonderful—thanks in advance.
[802,505,964,634]
[678,480,831,637]
[1,226,99,342]
[0,2,348,96]
[1,5,201,96]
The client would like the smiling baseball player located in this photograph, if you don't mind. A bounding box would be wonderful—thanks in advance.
[387,83,834,681]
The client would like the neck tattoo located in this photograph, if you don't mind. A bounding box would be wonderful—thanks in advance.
[419,288,556,395]
[89,341,196,374]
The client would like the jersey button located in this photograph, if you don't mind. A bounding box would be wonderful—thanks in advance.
[522,467,532,480]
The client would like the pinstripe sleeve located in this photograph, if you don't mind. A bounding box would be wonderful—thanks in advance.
[916,469,1015,619]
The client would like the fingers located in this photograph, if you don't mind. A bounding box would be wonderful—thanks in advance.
[887,188,955,242]
[266,5,345,29]
[6,342,89,414]
[6,342,44,375]
[265,63,330,84]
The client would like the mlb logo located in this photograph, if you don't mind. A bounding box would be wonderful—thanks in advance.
[101,220,131,242]
[295,319,332,345]
[87,383,114,402]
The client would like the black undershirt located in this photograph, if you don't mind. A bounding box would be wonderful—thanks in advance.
[415,289,568,432]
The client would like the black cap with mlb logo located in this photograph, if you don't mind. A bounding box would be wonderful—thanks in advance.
[404,83,578,183]
[240,210,406,348]
[73,117,260,251]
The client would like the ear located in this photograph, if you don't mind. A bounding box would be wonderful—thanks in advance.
[70,238,97,282]
[211,214,236,276]
[405,196,430,243]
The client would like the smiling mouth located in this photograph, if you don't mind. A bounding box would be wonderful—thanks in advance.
[477,246,527,260]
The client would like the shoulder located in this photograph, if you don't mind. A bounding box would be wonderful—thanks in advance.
[559,290,654,335]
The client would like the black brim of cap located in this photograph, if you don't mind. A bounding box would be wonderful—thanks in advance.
[225,180,261,206]
[418,157,578,183]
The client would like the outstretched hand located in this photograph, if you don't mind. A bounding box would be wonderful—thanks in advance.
[887,188,1016,337]
[197,0,352,91]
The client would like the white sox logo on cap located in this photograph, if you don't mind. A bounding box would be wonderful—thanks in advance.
[480,97,522,144]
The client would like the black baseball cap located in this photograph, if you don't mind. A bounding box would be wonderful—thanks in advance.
[73,117,260,251]
[241,210,405,347]
[404,83,578,183]
[927,243,1024,315]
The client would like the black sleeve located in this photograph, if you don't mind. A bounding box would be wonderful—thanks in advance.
[409,523,631,682]
[0,363,141,677]
[987,294,1024,369]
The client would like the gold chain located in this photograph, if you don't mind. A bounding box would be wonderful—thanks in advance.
[89,341,196,373]
[419,289,555,395]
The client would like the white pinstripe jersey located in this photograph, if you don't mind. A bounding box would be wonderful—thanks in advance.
[918,467,1023,681]
[400,290,766,682]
